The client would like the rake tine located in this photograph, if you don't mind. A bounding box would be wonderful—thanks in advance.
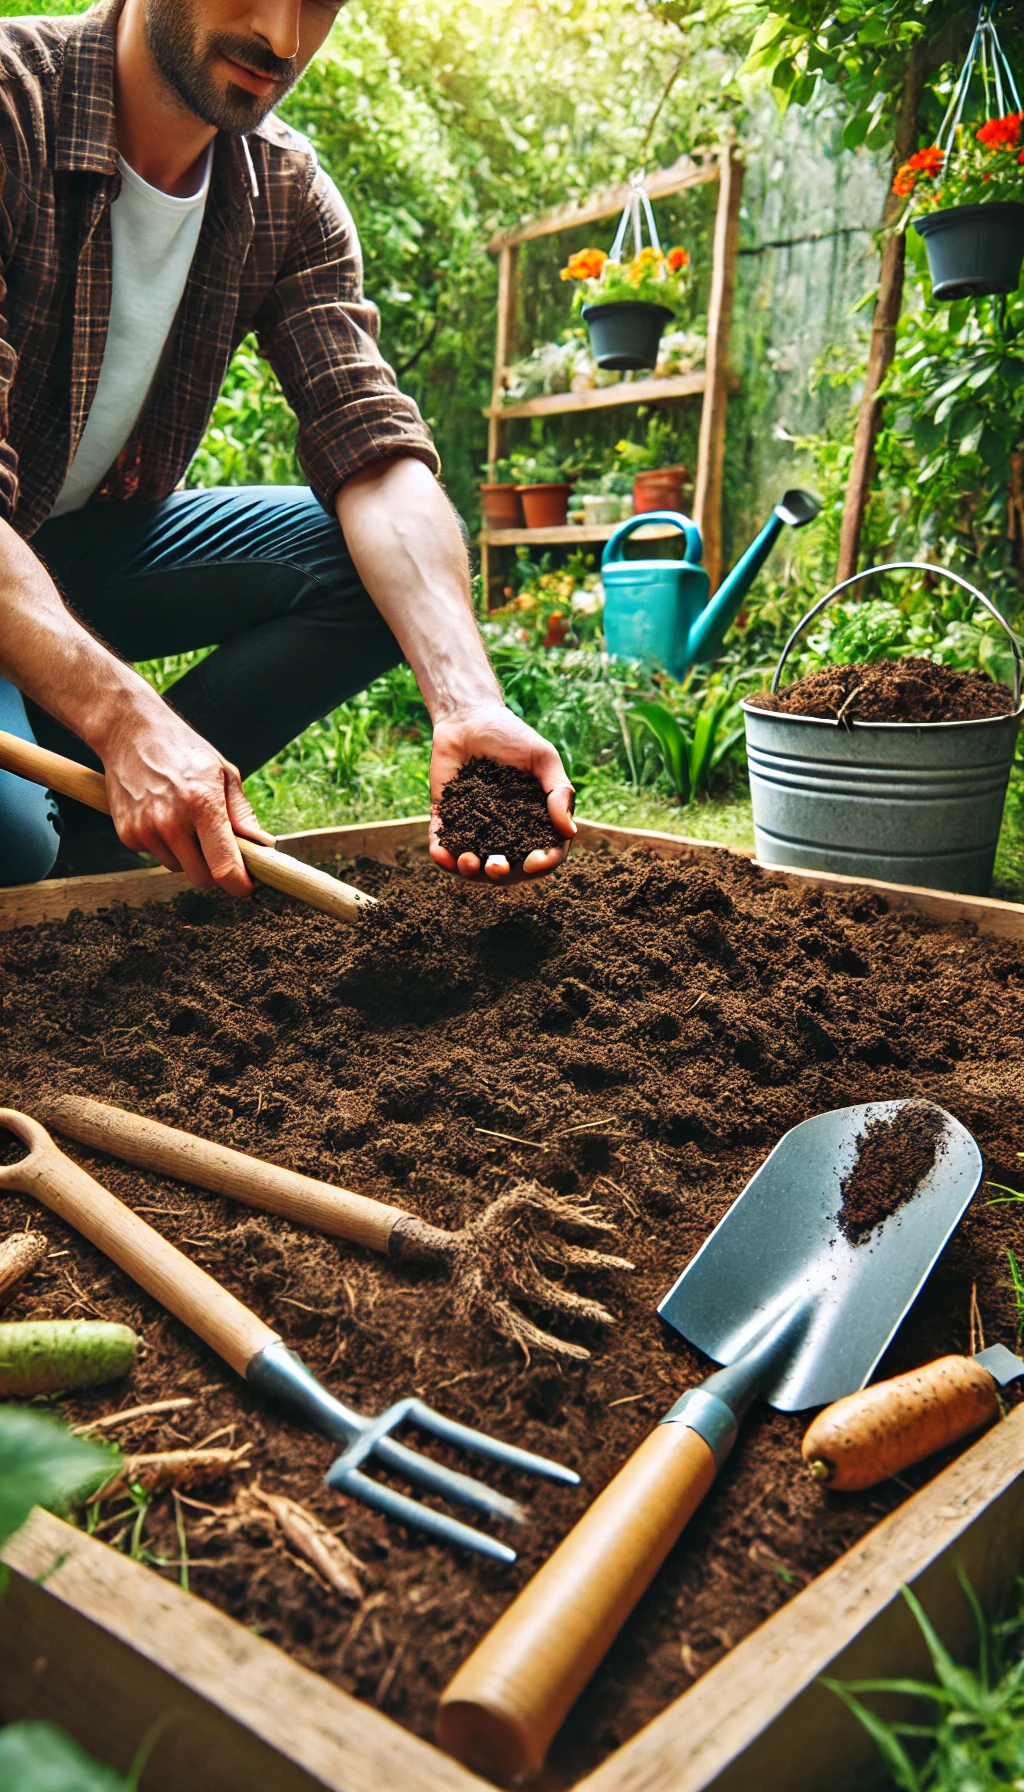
[329,1464,518,1563]
[404,1400,581,1487]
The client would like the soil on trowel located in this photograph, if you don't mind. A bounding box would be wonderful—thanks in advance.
[436,755,561,862]
[1,844,1023,1788]
[838,1101,948,1245]
[748,657,1015,724]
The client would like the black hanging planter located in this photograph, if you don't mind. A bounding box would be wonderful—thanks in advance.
[913,202,1024,301]
[581,300,673,372]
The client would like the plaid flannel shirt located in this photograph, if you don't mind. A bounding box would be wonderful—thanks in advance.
[0,2,440,539]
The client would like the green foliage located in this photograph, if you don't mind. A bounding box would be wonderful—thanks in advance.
[627,688,745,801]
[0,1723,128,1792]
[185,338,299,489]
[0,1407,115,1550]
[825,1574,1024,1791]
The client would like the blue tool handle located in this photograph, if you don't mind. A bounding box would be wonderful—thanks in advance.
[601,509,703,569]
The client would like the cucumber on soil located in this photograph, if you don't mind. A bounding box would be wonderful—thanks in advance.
[0,1320,137,1395]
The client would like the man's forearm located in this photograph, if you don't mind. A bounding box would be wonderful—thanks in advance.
[334,457,500,721]
[0,516,157,752]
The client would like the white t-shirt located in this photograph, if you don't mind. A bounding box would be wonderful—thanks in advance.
[50,148,212,517]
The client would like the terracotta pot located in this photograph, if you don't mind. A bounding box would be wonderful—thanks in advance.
[516,484,573,528]
[479,483,524,529]
[633,466,689,515]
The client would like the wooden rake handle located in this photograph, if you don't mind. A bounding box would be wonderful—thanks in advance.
[0,1109,278,1376]
[437,1420,717,1780]
[36,1093,407,1258]
[0,728,375,925]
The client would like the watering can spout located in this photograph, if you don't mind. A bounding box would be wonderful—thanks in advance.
[685,489,821,666]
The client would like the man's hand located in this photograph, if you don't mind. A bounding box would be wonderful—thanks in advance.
[97,698,273,896]
[429,701,576,882]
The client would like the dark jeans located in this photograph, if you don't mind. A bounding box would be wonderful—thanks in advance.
[0,486,402,883]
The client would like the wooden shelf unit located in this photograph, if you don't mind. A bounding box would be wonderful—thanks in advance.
[480,521,679,549]
[481,147,743,607]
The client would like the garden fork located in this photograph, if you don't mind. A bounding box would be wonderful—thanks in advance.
[0,1109,577,1563]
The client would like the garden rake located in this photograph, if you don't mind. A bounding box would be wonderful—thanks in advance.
[0,1108,578,1564]
[34,1093,632,1360]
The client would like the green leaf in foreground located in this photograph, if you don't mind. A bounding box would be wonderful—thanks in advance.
[0,1721,128,1791]
[0,1407,117,1548]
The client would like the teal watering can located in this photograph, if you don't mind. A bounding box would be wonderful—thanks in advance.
[601,489,820,677]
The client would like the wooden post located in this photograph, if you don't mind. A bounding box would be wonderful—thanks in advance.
[483,245,518,609]
[836,49,925,582]
[693,147,743,594]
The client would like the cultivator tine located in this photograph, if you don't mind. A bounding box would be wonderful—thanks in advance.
[323,1395,581,1561]
[397,1399,580,1486]
[331,1463,518,1564]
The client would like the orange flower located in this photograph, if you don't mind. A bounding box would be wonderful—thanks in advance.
[667,246,690,271]
[892,145,943,196]
[977,110,1024,150]
[560,248,608,282]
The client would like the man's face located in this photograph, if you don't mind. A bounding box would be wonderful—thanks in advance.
[144,0,342,134]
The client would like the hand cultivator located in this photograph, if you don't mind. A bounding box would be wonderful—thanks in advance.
[35,1094,632,1360]
[0,1108,578,1563]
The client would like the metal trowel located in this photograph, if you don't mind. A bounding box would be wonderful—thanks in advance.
[438,1099,982,1783]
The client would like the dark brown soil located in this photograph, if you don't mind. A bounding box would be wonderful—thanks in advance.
[838,1102,948,1245]
[436,757,560,862]
[1,842,1023,1788]
[748,658,1015,725]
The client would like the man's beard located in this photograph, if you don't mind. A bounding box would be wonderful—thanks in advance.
[144,0,297,134]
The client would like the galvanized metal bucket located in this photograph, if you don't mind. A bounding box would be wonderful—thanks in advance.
[741,562,1024,897]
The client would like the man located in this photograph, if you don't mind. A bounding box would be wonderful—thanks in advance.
[0,0,575,894]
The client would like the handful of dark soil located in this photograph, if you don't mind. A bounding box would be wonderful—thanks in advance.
[748,658,1014,725]
[838,1102,948,1244]
[436,756,561,863]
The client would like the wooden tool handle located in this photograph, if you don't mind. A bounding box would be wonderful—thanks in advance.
[0,1109,278,1376]
[437,1420,717,1780]
[0,728,374,924]
[801,1356,1000,1492]
[36,1093,406,1258]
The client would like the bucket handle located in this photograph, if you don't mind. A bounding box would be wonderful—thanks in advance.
[771,560,1023,707]
[601,511,702,570]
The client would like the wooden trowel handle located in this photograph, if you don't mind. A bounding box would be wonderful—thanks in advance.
[36,1093,406,1257]
[0,728,374,924]
[0,1109,278,1376]
[801,1356,1000,1492]
[437,1420,717,1781]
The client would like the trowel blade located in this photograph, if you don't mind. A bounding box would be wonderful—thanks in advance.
[658,1101,982,1413]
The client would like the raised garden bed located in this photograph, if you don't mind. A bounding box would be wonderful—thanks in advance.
[2,817,1024,1792]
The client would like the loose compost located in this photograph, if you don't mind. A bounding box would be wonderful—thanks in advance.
[837,1102,948,1244]
[436,756,562,863]
[747,657,1014,724]
[0,842,1022,1788]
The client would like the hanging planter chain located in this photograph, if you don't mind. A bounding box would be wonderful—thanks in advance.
[937,3,1021,177]
[608,171,662,265]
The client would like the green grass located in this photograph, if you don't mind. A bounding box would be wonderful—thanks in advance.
[827,1574,1024,1791]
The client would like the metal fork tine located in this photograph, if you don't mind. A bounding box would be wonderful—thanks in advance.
[404,1400,581,1486]
[371,1435,527,1524]
[332,1464,518,1563]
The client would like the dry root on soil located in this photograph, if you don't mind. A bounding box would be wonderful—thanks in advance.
[198,1483,364,1602]
[394,1182,634,1362]
[0,1230,47,1309]
[93,1443,252,1500]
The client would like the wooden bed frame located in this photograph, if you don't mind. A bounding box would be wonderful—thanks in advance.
[2,815,1023,1792]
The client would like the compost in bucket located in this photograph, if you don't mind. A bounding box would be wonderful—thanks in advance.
[748,658,1014,725]
[1,846,1022,1786]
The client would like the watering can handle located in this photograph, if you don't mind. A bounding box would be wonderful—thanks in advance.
[600,510,703,569]
[770,560,1023,706]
